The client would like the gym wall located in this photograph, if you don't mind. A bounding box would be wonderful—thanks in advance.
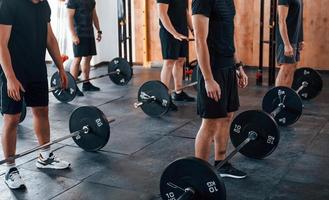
[133,0,329,70]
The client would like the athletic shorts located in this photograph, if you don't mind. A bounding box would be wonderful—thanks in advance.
[73,37,97,58]
[1,79,49,114]
[197,66,240,119]
[159,28,188,60]
[277,43,300,65]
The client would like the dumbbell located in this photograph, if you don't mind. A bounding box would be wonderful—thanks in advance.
[160,109,280,200]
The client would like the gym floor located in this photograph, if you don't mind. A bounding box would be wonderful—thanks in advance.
[0,65,328,200]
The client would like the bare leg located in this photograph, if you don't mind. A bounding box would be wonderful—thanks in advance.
[31,107,50,146]
[195,118,221,161]
[81,56,93,80]
[172,57,185,93]
[214,113,234,161]
[70,57,82,80]
[2,114,21,164]
[160,59,176,88]
[275,63,297,87]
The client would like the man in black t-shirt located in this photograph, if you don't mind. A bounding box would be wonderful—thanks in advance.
[67,0,102,96]
[276,0,304,87]
[0,0,70,190]
[192,0,248,178]
[157,0,195,111]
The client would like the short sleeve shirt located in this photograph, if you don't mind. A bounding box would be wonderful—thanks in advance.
[157,0,188,35]
[276,0,304,45]
[67,0,96,38]
[192,0,236,69]
[0,0,51,83]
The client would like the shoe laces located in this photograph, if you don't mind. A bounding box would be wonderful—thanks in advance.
[9,171,21,182]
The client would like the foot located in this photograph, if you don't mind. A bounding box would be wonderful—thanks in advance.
[76,87,84,97]
[82,82,100,92]
[4,167,26,190]
[172,91,195,102]
[216,162,247,179]
[36,153,71,170]
[169,101,178,112]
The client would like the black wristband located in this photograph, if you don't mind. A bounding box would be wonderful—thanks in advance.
[98,30,103,34]
[235,61,244,70]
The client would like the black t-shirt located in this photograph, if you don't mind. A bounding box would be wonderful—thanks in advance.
[157,0,188,35]
[0,0,51,83]
[276,0,304,45]
[192,0,236,69]
[67,0,96,38]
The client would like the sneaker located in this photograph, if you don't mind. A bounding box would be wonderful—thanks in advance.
[76,87,84,96]
[172,91,195,102]
[36,153,71,170]
[4,167,25,190]
[82,82,100,92]
[169,101,178,112]
[217,162,247,179]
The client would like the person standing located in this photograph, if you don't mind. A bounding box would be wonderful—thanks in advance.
[192,0,249,178]
[276,0,304,87]
[0,0,71,190]
[67,0,102,96]
[157,0,195,111]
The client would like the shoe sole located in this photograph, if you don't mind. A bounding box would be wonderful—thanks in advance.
[220,174,247,179]
[36,162,71,170]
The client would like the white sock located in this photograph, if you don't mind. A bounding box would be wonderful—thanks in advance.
[5,163,16,174]
[40,148,51,159]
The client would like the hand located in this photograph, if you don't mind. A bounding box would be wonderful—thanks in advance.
[284,44,294,57]
[96,33,102,42]
[58,69,69,89]
[172,32,188,41]
[236,68,248,88]
[7,77,25,101]
[205,79,221,102]
[72,35,80,45]
[299,41,305,51]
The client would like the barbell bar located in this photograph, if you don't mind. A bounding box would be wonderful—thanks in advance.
[0,106,115,165]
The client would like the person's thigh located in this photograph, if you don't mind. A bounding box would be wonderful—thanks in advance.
[226,68,240,113]
[159,28,180,60]
[277,44,298,65]
[24,82,49,107]
[0,79,24,115]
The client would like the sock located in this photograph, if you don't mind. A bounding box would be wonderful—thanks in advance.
[214,160,223,167]
[176,90,182,94]
[5,163,16,174]
[40,148,51,159]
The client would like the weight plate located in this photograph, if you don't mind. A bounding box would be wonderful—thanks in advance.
[69,106,110,151]
[189,59,198,70]
[230,110,280,159]
[138,80,171,117]
[50,71,77,103]
[191,66,198,90]
[160,157,225,200]
[262,86,302,126]
[292,67,323,100]
[108,57,133,86]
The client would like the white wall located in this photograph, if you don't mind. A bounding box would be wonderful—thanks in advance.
[47,0,119,65]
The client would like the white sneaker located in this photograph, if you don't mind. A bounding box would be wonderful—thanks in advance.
[4,167,26,190]
[36,152,71,169]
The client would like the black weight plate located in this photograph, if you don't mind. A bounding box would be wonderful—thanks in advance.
[108,57,133,86]
[160,157,225,200]
[262,86,302,126]
[191,66,198,90]
[69,106,110,151]
[292,67,323,100]
[138,80,171,117]
[230,110,280,159]
[50,71,77,103]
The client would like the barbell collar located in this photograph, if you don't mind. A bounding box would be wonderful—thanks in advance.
[295,81,309,94]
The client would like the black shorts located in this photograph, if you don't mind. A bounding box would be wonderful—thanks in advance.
[73,37,97,58]
[197,66,240,119]
[277,43,300,65]
[159,28,188,60]
[1,80,49,114]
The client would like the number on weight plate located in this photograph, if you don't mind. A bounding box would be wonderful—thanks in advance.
[95,118,103,127]
[267,136,275,145]
[165,192,176,200]
[207,181,219,193]
[233,124,241,134]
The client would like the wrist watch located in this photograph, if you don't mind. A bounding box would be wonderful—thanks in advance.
[235,61,244,70]
[98,30,103,34]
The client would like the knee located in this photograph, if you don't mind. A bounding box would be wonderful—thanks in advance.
[32,107,49,119]
[281,65,296,77]
[201,119,221,137]
[3,114,21,129]
[175,58,186,66]
[163,60,176,68]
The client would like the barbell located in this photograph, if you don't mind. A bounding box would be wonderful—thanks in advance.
[49,57,133,103]
[0,106,114,165]
[133,80,197,117]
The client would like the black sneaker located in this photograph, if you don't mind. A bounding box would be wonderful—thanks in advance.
[172,91,195,102]
[169,101,178,112]
[216,162,247,179]
[76,87,84,96]
[4,167,25,190]
[82,82,100,92]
